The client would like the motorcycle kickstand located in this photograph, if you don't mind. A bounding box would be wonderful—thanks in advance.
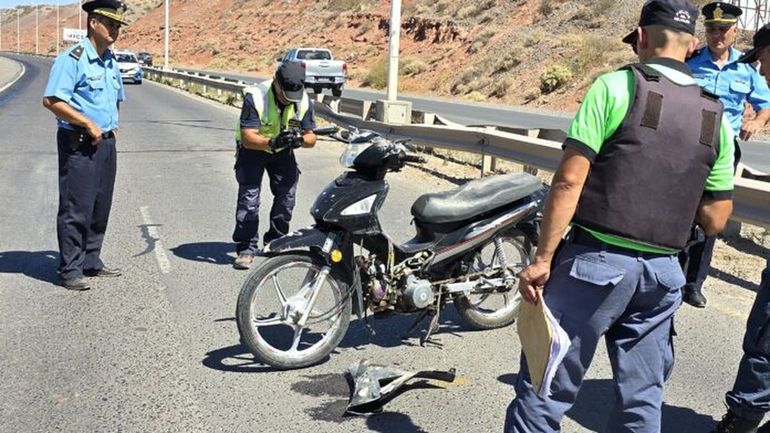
[420,308,442,347]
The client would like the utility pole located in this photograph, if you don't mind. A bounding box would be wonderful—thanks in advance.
[374,0,412,124]
[164,0,169,69]
[16,7,19,54]
[35,2,39,55]
[56,0,60,54]
[1,10,4,52]
[385,0,401,102]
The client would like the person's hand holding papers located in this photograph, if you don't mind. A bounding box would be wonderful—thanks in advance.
[517,259,551,304]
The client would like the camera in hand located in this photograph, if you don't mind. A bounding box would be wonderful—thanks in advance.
[270,118,304,150]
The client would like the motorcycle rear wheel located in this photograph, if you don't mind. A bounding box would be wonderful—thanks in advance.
[236,253,351,369]
[453,230,532,330]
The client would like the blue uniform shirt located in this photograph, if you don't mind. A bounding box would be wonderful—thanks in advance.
[44,38,125,131]
[687,46,770,135]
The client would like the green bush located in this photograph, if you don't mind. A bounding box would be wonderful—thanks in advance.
[540,65,572,94]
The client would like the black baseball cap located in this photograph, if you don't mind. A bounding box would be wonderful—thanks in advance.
[622,0,698,44]
[738,24,770,63]
[275,62,306,103]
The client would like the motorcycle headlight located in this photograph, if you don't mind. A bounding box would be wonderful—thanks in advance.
[340,195,376,216]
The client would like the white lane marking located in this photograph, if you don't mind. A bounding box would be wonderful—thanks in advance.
[0,61,26,94]
[139,206,171,274]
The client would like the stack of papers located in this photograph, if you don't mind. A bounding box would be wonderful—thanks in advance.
[517,298,571,398]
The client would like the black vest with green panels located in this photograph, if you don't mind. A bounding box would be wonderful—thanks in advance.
[573,63,723,250]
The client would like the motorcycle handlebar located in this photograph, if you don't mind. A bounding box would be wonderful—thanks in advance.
[402,154,427,164]
[313,126,339,136]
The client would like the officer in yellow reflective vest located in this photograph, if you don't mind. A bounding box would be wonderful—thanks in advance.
[232,62,316,269]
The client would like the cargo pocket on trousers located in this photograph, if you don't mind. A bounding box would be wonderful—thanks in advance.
[568,257,626,288]
[656,268,686,293]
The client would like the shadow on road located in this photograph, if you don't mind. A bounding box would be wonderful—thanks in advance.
[710,268,760,293]
[338,306,475,350]
[201,343,281,373]
[171,241,236,266]
[722,235,769,261]
[0,250,59,285]
[497,375,715,433]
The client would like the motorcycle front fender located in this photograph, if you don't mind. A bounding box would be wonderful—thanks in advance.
[263,227,332,255]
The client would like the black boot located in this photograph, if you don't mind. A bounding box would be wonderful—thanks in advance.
[684,286,707,308]
[711,409,761,433]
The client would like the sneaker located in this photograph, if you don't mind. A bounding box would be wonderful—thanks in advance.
[712,409,762,433]
[233,253,254,270]
[59,277,92,291]
[684,287,707,308]
[84,266,122,278]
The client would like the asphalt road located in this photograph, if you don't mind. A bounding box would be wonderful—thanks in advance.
[0,54,762,433]
[176,67,770,173]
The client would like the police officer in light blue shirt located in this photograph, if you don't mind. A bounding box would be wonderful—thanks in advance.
[681,1,770,308]
[42,0,128,291]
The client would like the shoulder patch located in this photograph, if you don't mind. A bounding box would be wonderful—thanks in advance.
[69,45,84,61]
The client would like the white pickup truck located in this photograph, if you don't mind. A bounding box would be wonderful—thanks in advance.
[278,48,347,97]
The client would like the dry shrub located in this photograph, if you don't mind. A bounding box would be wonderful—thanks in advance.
[464,91,486,102]
[363,57,388,89]
[401,57,428,76]
[565,34,623,75]
[489,77,513,98]
[458,0,496,19]
[469,28,497,53]
[494,51,521,74]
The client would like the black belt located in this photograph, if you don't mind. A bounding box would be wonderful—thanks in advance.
[568,226,673,257]
[60,127,115,140]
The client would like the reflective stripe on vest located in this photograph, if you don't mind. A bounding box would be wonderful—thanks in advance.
[234,80,310,154]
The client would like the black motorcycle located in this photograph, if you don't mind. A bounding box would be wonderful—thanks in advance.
[236,128,548,369]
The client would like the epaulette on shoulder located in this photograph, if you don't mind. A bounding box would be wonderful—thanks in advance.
[686,47,703,62]
[68,45,84,61]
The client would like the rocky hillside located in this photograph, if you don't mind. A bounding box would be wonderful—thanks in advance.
[1,0,757,112]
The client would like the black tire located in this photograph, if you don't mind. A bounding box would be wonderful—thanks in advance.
[236,253,351,369]
[332,85,343,97]
[453,230,533,330]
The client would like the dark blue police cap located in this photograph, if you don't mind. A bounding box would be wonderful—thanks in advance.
[622,0,698,44]
[702,2,742,27]
[83,0,129,26]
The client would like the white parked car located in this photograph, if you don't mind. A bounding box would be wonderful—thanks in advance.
[114,50,143,85]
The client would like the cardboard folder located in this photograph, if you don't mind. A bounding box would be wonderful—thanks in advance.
[517,298,571,398]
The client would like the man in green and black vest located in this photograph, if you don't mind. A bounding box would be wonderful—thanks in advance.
[504,1,734,432]
[232,62,316,269]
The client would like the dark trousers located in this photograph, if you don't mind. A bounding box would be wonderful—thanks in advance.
[232,148,299,255]
[56,128,117,280]
[678,139,742,293]
[726,254,770,421]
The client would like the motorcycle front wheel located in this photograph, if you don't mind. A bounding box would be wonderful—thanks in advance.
[236,253,351,369]
[453,230,532,330]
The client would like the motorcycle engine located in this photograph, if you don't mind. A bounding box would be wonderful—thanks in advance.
[356,255,391,308]
[403,274,434,309]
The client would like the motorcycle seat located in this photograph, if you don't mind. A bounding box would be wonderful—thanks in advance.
[411,172,542,224]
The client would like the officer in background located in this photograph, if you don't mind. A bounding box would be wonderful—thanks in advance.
[504,1,735,432]
[682,1,770,308]
[232,62,317,269]
[709,22,770,433]
[42,0,127,291]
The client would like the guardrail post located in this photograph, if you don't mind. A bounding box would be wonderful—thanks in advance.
[522,129,540,175]
[481,126,497,177]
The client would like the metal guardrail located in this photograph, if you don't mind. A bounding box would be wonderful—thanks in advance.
[141,66,770,228]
